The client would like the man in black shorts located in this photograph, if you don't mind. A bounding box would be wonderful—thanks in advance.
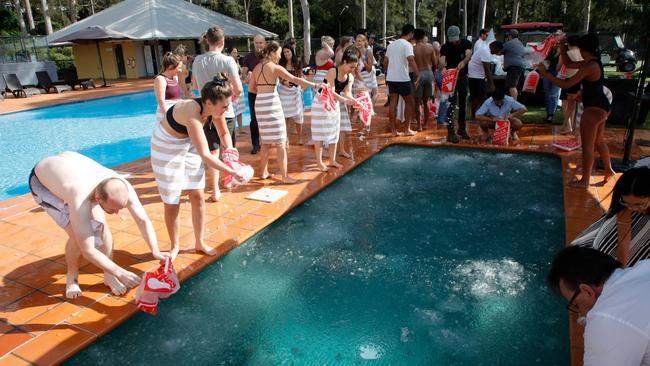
[384,24,420,136]
[502,29,528,100]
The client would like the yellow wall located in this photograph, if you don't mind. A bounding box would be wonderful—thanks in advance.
[122,42,139,79]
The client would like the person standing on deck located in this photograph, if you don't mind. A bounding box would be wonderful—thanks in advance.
[413,28,438,130]
[242,34,267,155]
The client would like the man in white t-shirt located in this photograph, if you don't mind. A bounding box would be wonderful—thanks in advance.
[468,40,502,118]
[473,28,489,52]
[383,24,420,136]
[547,246,650,366]
[191,26,243,201]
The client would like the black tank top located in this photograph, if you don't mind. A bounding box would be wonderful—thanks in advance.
[334,67,350,94]
[166,98,211,135]
[581,60,610,112]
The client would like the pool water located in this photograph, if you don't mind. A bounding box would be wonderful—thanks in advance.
[0,85,313,201]
[67,146,569,366]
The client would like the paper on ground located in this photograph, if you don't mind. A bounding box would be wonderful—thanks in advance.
[246,188,289,203]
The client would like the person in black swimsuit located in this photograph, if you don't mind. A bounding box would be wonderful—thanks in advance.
[539,33,615,188]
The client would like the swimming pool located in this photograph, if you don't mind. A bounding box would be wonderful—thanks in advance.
[67,146,569,365]
[0,86,313,201]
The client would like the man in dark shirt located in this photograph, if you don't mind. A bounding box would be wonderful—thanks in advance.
[502,29,528,100]
[242,34,266,154]
[439,25,472,143]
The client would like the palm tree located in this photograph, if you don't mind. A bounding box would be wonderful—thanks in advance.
[40,0,53,35]
[478,0,487,30]
[12,0,27,34]
[288,0,294,38]
[441,0,447,43]
[512,0,520,23]
[24,0,35,30]
[299,0,310,65]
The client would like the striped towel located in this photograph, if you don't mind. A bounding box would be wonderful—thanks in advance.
[255,90,287,144]
[233,93,246,116]
[155,100,180,123]
[361,67,378,90]
[313,69,328,85]
[278,83,304,124]
[352,73,368,95]
[340,102,352,132]
[150,123,205,204]
[311,89,340,144]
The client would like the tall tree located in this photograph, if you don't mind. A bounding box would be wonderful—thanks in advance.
[478,0,487,30]
[69,0,77,23]
[361,0,366,29]
[583,0,591,32]
[24,0,34,30]
[40,0,53,34]
[12,0,27,34]
[441,0,447,43]
[300,0,310,65]
[512,0,519,23]
[382,0,386,46]
[288,0,294,38]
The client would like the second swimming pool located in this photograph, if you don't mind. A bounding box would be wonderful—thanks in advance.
[67,146,569,365]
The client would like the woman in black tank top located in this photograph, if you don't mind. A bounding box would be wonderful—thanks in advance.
[539,33,615,188]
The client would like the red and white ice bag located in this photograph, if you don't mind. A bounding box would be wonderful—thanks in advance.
[492,119,511,146]
[221,148,254,188]
[522,70,540,93]
[135,257,180,315]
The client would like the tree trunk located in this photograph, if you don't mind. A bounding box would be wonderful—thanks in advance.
[69,0,77,23]
[382,0,386,47]
[512,0,520,24]
[462,0,467,37]
[288,0,294,38]
[477,0,487,30]
[583,0,591,32]
[244,0,252,51]
[90,0,95,14]
[40,0,53,35]
[299,0,310,66]
[441,0,447,43]
[361,0,366,29]
[24,0,35,30]
[412,0,416,27]
[12,0,27,34]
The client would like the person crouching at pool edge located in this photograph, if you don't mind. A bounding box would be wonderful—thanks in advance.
[151,77,245,260]
[475,87,527,144]
[29,152,170,299]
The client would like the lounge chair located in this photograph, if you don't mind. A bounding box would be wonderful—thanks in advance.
[36,71,72,93]
[0,77,6,101]
[3,74,41,98]
[62,68,95,90]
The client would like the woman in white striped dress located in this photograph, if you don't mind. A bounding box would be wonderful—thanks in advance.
[355,35,379,103]
[350,47,374,134]
[228,47,247,134]
[278,44,305,144]
[151,78,244,259]
[249,41,322,183]
[311,50,358,171]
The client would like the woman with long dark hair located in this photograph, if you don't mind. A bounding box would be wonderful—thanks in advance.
[278,44,305,144]
[539,33,615,188]
[153,52,183,122]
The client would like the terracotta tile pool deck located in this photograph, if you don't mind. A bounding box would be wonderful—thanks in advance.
[1,79,650,365]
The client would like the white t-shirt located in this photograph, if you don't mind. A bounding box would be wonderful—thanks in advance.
[468,42,492,79]
[583,260,650,366]
[192,51,240,118]
[385,39,414,82]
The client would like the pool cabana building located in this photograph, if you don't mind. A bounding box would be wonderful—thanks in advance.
[47,0,276,80]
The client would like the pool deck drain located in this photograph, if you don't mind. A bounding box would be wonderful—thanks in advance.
[1,80,650,365]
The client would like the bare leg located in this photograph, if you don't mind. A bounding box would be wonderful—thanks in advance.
[572,108,601,188]
[422,96,430,129]
[314,141,328,171]
[62,229,82,299]
[237,114,245,132]
[97,222,127,296]
[339,132,351,158]
[414,97,423,131]
[277,144,297,183]
[260,144,271,179]
[207,149,220,201]
[594,113,615,183]
[164,202,181,259]
[403,95,417,135]
[388,93,401,136]
[329,143,342,168]
[510,87,518,101]
[296,123,304,144]
[188,189,215,255]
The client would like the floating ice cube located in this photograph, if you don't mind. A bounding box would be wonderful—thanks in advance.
[359,344,383,360]
[470,182,476,187]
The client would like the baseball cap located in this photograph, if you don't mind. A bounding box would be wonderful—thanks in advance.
[447,26,460,42]
[506,29,519,38]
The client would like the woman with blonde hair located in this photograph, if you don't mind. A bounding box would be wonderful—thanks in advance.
[249,41,323,183]
[153,52,183,123]
[355,34,379,102]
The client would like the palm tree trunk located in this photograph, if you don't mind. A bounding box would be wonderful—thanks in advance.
[512,0,520,23]
[69,0,77,23]
[382,0,386,47]
[24,0,35,30]
[583,0,591,32]
[288,0,294,38]
[12,0,27,34]
[441,0,447,43]
[362,0,366,29]
[299,0,310,66]
[40,0,53,35]
[412,0,416,27]
[462,0,467,36]
[478,0,487,30]
[90,0,95,14]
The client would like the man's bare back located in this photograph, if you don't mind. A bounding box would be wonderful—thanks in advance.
[414,42,436,71]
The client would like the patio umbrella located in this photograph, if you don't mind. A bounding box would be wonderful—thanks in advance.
[50,26,133,87]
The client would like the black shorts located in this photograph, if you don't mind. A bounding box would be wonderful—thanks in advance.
[387,81,413,97]
[560,84,581,100]
[204,117,235,151]
[505,66,524,89]
[468,78,487,101]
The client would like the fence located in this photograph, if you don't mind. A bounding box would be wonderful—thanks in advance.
[0,36,51,64]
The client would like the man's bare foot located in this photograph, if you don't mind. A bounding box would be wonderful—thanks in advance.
[405,129,417,136]
[392,131,403,137]
[104,273,127,296]
[281,176,298,184]
[511,132,519,141]
[330,160,343,168]
[317,162,329,172]
[195,242,217,256]
[261,171,273,180]
[339,151,352,159]
[66,276,82,299]
[603,170,616,184]
[568,178,590,188]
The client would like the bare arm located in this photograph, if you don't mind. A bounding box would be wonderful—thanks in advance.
[483,62,494,90]
[178,67,190,98]
[213,115,233,149]
[228,63,243,100]
[125,184,167,260]
[475,113,493,122]
[539,62,595,89]
[431,47,439,70]
[153,76,167,112]
[275,65,317,89]
[439,55,447,70]
[458,49,472,69]
[509,106,528,119]
[191,73,198,91]
[185,117,237,173]
[365,50,374,72]
[383,55,389,71]
[407,56,420,78]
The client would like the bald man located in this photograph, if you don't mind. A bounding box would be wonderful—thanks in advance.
[242,34,267,154]
[29,152,168,299]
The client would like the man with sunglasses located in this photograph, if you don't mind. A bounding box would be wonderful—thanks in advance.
[547,246,650,365]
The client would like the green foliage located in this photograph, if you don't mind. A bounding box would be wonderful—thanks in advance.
[0,8,21,36]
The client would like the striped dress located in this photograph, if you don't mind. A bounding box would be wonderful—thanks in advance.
[233,93,246,117]
[150,122,205,205]
[255,90,287,144]
[361,47,379,90]
[572,212,650,266]
[278,82,304,124]
[311,90,340,144]
[339,103,352,132]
